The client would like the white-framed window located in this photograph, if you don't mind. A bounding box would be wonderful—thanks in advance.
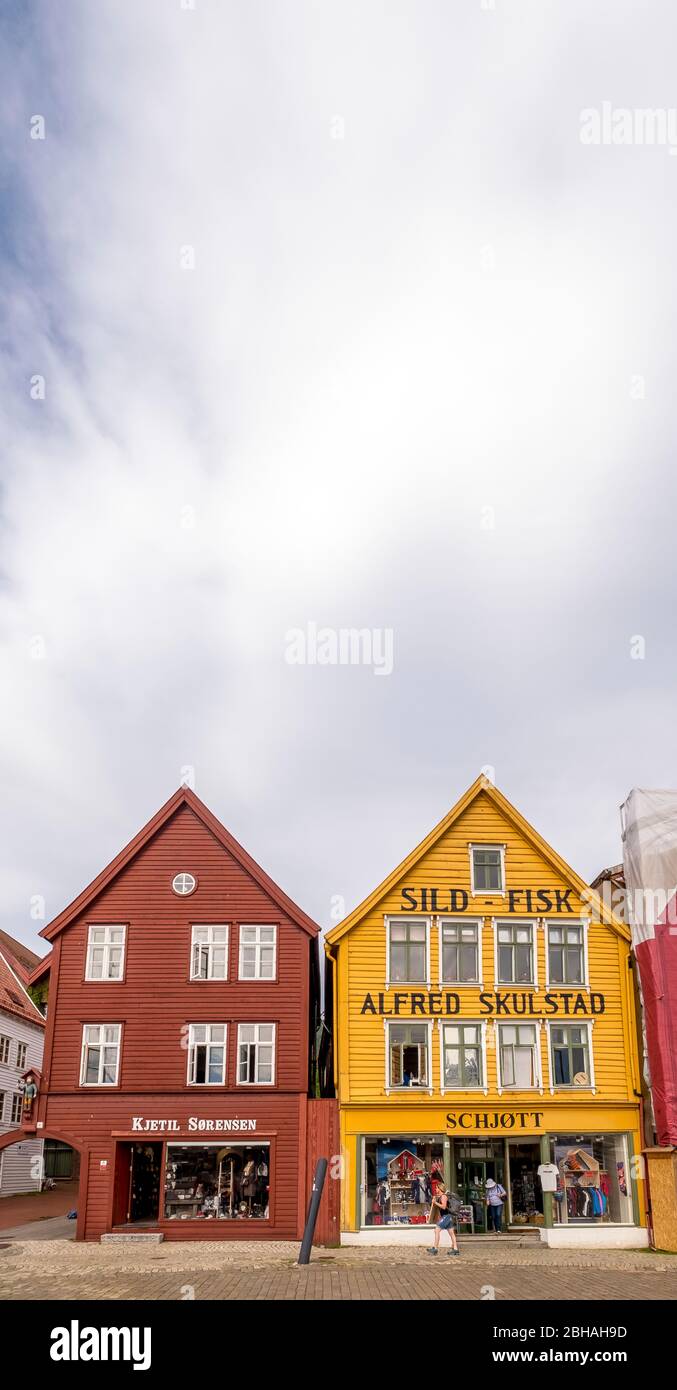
[548,1022,594,1090]
[172,872,197,896]
[191,925,229,980]
[80,1024,122,1086]
[239,926,277,981]
[439,918,481,984]
[386,916,430,986]
[0,1036,10,1065]
[495,919,538,985]
[187,1024,227,1085]
[10,1093,23,1124]
[440,1021,485,1090]
[470,843,505,895]
[85,924,126,981]
[237,1024,276,1085]
[546,921,587,987]
[386,1021,432,1090]
[16,1041,27,1069]
[497,1023,542,1090]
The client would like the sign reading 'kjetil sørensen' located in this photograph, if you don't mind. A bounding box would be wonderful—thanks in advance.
[400,887,576,912]
[359,991,605,1016]
[131,1117,257,1132]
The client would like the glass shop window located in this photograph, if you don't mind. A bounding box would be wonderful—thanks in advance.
[363,1137,446,1227]
[548,924,584,985]
[440,920,479,982]
[388,1023,429,1088]
[164,1143,270,1221]
[549,1134,633,1225]
[387,918,428,983]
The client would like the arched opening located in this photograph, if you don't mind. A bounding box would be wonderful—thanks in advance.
[0,1129,88,1240]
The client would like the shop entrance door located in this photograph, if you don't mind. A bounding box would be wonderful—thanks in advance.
[127,1143,163,1224]
[457,1148,505,1233]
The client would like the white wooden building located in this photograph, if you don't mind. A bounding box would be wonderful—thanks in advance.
[0,939,46,1197]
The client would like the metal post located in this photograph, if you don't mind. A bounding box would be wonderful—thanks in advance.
[298,1158,328,1265]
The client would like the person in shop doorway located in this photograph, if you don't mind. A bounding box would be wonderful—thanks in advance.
[426,1185,460,1257]
[485,1178,507,1233]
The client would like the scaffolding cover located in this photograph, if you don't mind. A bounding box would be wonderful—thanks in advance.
[621,789,677,1146]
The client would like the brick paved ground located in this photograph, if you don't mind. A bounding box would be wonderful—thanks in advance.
[0,1238,675,1300]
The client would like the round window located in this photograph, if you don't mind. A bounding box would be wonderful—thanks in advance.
[172,872,197,896]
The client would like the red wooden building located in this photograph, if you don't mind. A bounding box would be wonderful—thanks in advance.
[6,788,337,1242]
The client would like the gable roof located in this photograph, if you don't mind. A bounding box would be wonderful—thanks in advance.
[40,787,319,942]
[0,949,46,1028]
[0,931,43,984]
[325,775,628,946]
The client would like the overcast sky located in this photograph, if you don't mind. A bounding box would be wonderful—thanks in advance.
[2,0,677,956]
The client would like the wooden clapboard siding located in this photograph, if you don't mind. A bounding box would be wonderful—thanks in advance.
[33,790,321,1240]
[0,995,45,1195]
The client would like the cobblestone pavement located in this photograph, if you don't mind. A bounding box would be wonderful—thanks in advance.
[0,1239,675,1300]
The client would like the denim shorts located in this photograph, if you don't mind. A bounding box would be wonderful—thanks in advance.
[437,1213,454,1230]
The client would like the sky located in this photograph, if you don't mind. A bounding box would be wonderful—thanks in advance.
[2,0,677,956]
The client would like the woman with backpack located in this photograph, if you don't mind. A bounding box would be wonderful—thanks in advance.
[485,1177,507,1233]
[426,1184,460,1257]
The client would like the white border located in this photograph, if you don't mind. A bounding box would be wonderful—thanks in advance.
[493,918,539,987]
[190,924,230,981]
[186,1022,228,1086]
[495,1019,544,1095]
[384,1017,433,1095]
[85,924,127,982]
[384,915,431,989]
[438,1017,488,1095]
[545,1019,595,1094]
[437,916,482,986]
[79,1023,122,1087]
[468,842,506,897]
[238,924,278,982]
[543,918,590,990]
[236,1022,276,1087]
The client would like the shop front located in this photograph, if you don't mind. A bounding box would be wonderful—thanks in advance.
[325,775,648,1248]
[343,1104,642,1244]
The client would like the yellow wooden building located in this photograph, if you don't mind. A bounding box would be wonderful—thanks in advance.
[325,776,647,1246]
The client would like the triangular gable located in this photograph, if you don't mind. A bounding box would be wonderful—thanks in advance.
[41,787,319,942]
[325,775,628,946]
[0,949,46,1027]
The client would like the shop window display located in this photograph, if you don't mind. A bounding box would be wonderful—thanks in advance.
[549,1134,632,1224]
[363,1138,445,1226]
[164,1143,270,1221]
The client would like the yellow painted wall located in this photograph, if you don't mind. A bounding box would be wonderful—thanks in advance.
[327,785,645,1231]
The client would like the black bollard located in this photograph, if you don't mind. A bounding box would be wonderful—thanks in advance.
[298,1158,328,1265]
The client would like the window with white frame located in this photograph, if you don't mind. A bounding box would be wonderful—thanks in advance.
[85,925,126,981]
[16,1041,27,1069]
[80,1024,121,1086]
[498,1023,540,1088]
[550,1024,592,1087]
[387,1022,430,1088]
[440,919,480,983]
[237,1024,276,1084]
[187,1024,227,1085]
[191,925,228,980]
[548,923,585,985]
[441,1022,483,1088]
[387,917,428,984]
[10,1093,23,1123]
[496,921,536,984]
[239,926,277,981]
[0,1035,10,1065]
[471,845,504,894]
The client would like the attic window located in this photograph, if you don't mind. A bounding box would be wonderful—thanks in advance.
[172,872,197,897]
